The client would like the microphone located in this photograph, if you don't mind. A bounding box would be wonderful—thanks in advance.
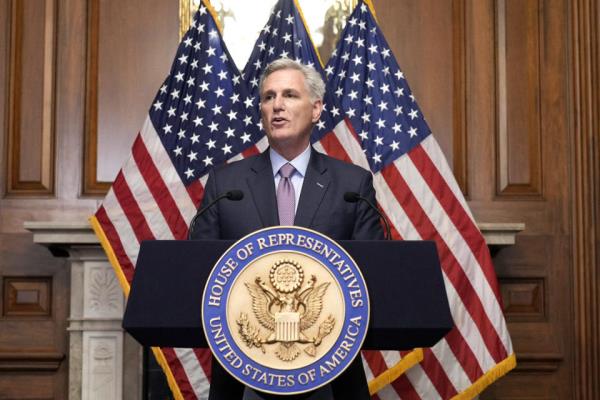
[344,191,392,240]
[187,190,244,239]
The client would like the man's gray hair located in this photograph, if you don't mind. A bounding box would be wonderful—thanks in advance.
[258,58,325,102]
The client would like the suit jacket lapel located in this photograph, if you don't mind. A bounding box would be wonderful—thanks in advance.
[294,149,330,228]
[247,151,279,227]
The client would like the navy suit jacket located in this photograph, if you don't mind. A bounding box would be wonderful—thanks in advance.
[191,148,384,241]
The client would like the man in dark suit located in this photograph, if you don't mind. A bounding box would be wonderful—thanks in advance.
[191,58,383,400]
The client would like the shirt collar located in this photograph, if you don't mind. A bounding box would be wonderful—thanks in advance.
[270,145,311,178]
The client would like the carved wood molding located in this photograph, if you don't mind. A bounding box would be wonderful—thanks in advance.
[569,0,599,398]
[82,0,110,196]
[494,0,544,198]
[513,352,563,373]
[0,351,64,371]
[452,0,468,196]
[5,0,56,196]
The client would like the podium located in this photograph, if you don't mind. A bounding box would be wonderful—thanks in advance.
[123,240,453,350]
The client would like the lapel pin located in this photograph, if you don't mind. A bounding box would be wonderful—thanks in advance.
[316,182,324,188]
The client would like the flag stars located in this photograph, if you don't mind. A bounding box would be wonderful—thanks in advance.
[193,116,203,127]
[331,106,340,117]
[173,146,183,156]
[316,120,326,130]
[215,87,225,98]
[186,77,195,86]
[163,123,172,134]
[258,41,266,51]
[212,104,222,115]
[392,123,402,133]
[153,100,163,111]
[368,44,378,54]
[366,78,374,88]
[193,42,201,51]
[206,46,216,56]
[367,61,376,71]
[240,132,251,143]
[167,107,176,117]
[395,87,404,97]
[295,39,302,48]
[175,71,185,82]
[337,70,346,80]
[170,89,180,99]
[220,53,228,63]
[227,110,237,120]
[364,95,373,105]
[244,97,254,108]
[208,121,219,132]
[199,81,210,91]
[183,37,193,47]
[341,52,350,62]
[348,90,359,100]
[344,35,354,44]
[202,155,213,166]
[325,65,334,76]
[196,98,206,109]
[187,151,198,162]
[250,77,259,88]
[390,140,400,151]
[218,70,228,80]
[183,94,192,105]
[222,143,232,155]
[408,109,419,119]
[282,33,292,43]
[206,139,216,150]
[380,83,390,94]
[184,168,194,179]
[190,133,200,144]
[352,55,362,66]
[285,14,294,24]
[178,54,188,64]
[232,75,240,85]
[374,135,384,145]
[159,84,167,94]
[190,59,199,69]
[377,101,388,112]
[346,107,356,117]
[224,127,235,138]
[177,129,186,140]
[356,38,365,48]
[243,115,253,126]
[361,113,370,123]
[202,64,213,74]
[375,118,386,129]
[372,153,382,163]
[230,93,240,104]
[408,126,418,138]
[381,48,391,59]
[335,87,344,97]
[359,130,369,141]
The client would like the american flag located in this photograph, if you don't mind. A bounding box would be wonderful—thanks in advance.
[91,2,266,399]
[239,0,428,396]
[325,1,516,399]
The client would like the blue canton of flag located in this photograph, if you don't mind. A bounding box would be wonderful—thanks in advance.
[325,2,432,173]
[243,0,345,145]
[150,4,262,185]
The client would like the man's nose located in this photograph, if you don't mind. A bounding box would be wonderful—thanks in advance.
[273,94,285,110]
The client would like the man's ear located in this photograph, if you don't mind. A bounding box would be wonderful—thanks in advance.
[311,99,323,123]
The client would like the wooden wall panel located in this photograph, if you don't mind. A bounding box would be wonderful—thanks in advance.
[83,0,179,195]
[495,0,543,197]
[376,0,468,193]
[5,0,56,196]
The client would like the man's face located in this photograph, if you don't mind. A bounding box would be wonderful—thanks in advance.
[260,69,323,154]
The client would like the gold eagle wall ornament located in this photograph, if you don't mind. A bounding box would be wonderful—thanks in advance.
[236,259,335,361]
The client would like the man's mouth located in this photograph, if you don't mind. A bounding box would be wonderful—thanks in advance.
[271,117,288,127]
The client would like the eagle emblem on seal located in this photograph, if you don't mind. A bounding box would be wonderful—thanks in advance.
[236,259,335,361]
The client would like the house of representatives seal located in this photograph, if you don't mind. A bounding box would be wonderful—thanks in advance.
[202,226,370,395]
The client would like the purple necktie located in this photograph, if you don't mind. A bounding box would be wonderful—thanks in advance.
[277,163,296,225]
